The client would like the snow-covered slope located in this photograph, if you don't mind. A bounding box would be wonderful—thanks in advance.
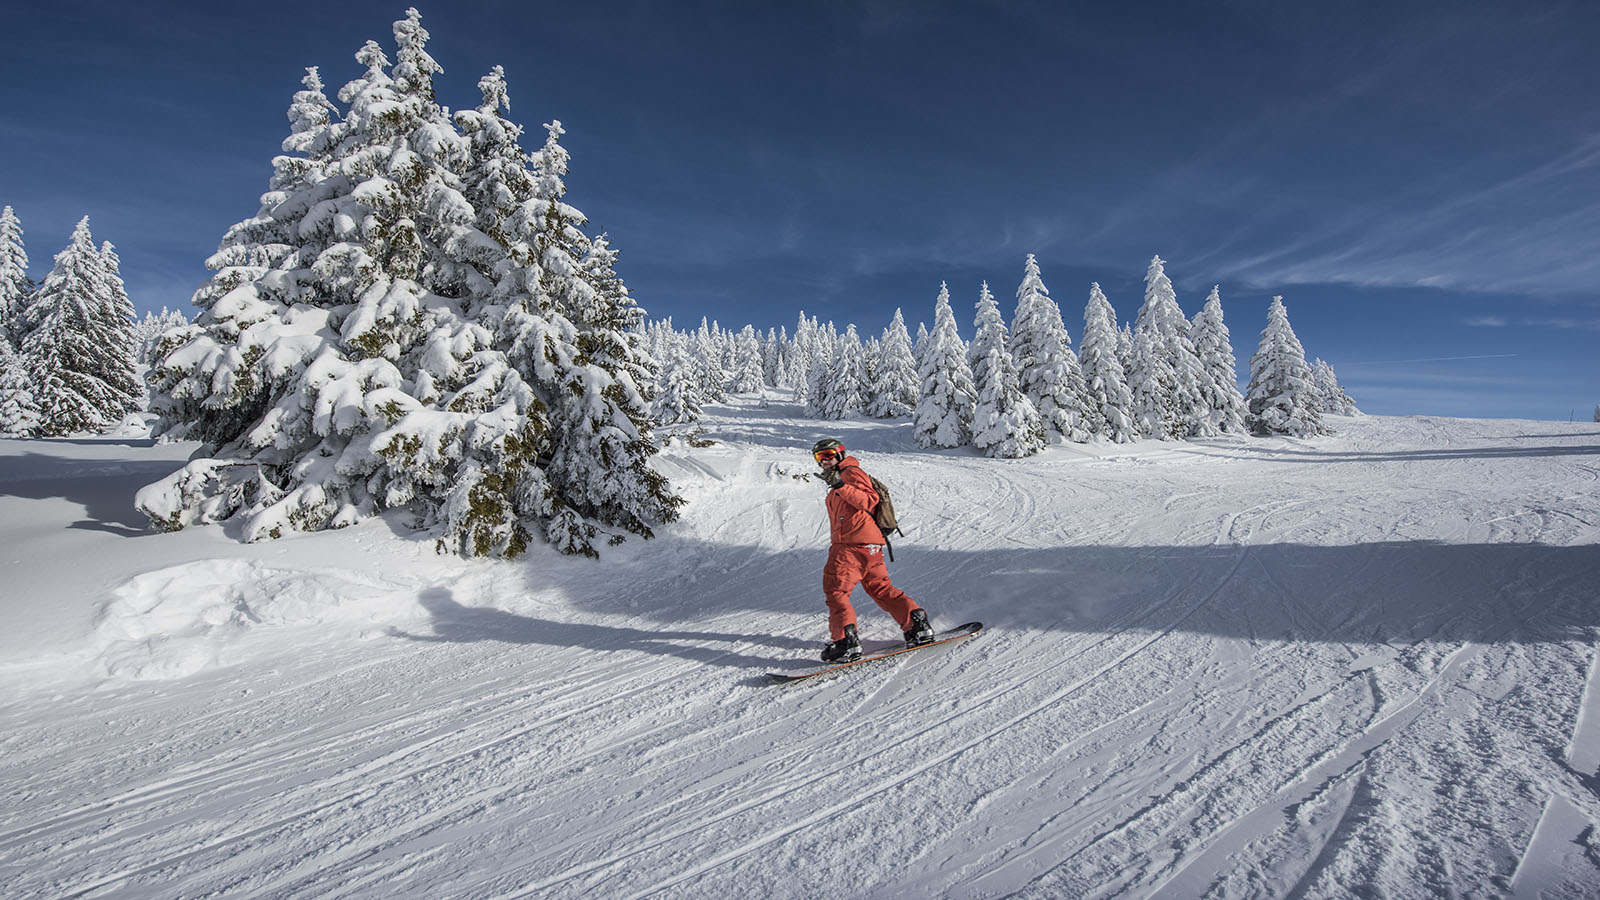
[2,404,1597,898]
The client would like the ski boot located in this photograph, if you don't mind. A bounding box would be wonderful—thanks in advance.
[903,609,934,648]
[821,624,862,662]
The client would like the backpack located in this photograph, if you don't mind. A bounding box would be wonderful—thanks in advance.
[840,464,904,559]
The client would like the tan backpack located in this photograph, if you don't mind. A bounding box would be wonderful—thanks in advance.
[840,464,904,559]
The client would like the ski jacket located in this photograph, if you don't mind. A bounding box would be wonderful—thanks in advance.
[825,456,887,546]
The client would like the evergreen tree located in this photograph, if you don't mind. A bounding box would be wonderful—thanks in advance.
[1126,255,1209,440]
[1080,283,1138,443]
[727,324,764,394]
[805,322,838,418]
[1310,358,1360,416]
[21,218,140,435]
[788,313,815,401]
[913,282,976,448]
[93,241,143,407]
[450,64,529,303]
[868,308,919,418]
[0,206,31,348]
[762,327,782,388]
[823,324,867,419]
[133,307,192,365]
[690,318,728,403]
[0,340,38,436]
[1189,285,1247,434]
[525,120,600,326]
[575,232,657,409]
[652,341,701,425]
[140,10,680,558]
[1245,296,1328,437]
[969,282,1044,457]
[183,66,334,323]
[512,120,678,550]
[1011,254,1091,442]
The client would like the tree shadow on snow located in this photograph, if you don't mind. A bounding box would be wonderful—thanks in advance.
[682,408,953,458]
[391,587,813,673]
[32,436,161,448]
[0,451,184,536]
[524,537,1600,654]
[1186,444,1600,464]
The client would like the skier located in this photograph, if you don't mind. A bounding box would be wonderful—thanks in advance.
[811,438,934,661]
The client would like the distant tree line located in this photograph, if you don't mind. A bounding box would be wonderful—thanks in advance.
[642,254,1359,457]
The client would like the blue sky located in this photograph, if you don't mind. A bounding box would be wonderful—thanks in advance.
[2,0,1596,419]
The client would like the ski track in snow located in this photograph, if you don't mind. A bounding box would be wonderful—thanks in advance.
[1,408,1598,898]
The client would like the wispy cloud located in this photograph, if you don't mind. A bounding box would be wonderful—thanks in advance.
[1339,354,1520,366]
[1464,314,1600,331]
[1211,133,1600,296]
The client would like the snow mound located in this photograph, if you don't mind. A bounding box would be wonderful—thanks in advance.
[92,560,406,680]
[104,412,156,438]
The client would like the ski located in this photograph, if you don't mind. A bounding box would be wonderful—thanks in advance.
[766,622,983,683]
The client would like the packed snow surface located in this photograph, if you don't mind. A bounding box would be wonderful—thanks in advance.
[1,402,1598,898]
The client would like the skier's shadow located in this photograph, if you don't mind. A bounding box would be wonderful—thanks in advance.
[391,587,810,671]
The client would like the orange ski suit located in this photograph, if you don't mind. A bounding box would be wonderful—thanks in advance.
[822,457,920,640]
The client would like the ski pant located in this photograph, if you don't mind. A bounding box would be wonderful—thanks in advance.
[823,543,920,640]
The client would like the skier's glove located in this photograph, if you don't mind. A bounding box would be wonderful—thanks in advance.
[820,467,843,488]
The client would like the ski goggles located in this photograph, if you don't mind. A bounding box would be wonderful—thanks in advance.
[813,448,843,464]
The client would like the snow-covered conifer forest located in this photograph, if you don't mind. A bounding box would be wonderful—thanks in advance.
[642,252,1361,458]
[3,10,1597,900]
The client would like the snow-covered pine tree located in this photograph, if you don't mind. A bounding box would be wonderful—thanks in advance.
[690,318,728,403]
[913,321,929,361]
[913,282,976,448]
[521,121,596,323]
[727,324,764,394]
[762,327,782,388]
[1245,296,1328,437]
[178,67,334,333]
[968,281,1044,457]
[1080,283,1138,443]
[788,313,815,402]
[653,340,701,425]
[774,326,792,388]
[867,308,919,418]
[1189,286,1247,434]
[481,99,679,554]
[576,232,656,401]
[132,307,192,365]
[0,339,38,436]
[21,218,141,435]
[710,321,734,376]
[1310,358,1360,416]
[0,206,31,348]
[92,241,143,411]
[141,10,679,557]
[147,21,484,543]
[805,321,838,418]
[822,324,867,419]
[1117,322,1134,374]
[1126,255,1209,440]
[861,335,880,387]
[1011,255,1091,442]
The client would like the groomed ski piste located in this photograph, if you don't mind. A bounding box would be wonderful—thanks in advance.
[2,398,1598,898]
